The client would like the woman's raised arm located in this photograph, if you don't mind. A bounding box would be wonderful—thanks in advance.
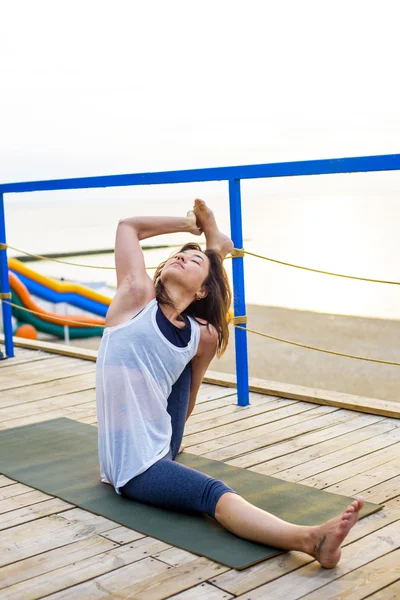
[114,212,201,289]
[105,212,202,328]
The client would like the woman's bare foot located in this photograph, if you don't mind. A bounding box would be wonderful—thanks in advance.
[305,497,365,568]
[193,199,234,260]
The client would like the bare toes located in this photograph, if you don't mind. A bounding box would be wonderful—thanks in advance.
[356,496,365,509]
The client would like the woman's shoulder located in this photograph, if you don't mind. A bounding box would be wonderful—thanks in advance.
[195,318,218,344]
[105,289,156,329]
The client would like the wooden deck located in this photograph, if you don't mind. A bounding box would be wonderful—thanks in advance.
[0,346,399,599]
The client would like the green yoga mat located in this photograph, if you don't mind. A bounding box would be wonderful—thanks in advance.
[0,418,382,570]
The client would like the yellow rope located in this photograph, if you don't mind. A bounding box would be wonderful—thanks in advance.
[3,300,103,328]
[6,243,399,285]
[0,292,11,299]
[230,248,245,258]
[242,250,400,285]
[6,244,165,271]
[234,325,400,366]
[231,315,248,325]
[7,245,116,270]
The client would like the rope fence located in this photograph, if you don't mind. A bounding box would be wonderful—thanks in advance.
[241,249,400,286]
[4,242,400,367]
[5,243,400,284]
[234,325,400,367]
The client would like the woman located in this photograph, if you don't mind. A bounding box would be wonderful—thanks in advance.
[96,198,364,569]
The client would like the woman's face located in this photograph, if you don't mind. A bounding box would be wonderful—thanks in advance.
[160,248,210,296]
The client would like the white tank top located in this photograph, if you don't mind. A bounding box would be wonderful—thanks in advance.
[95,298,201,494]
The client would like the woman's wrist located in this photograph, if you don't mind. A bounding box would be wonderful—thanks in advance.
[183,216,193,232]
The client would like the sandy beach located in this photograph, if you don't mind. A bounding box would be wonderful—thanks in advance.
[40,304,400,404]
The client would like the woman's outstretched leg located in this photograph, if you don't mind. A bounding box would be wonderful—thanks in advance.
[214,492,365,569]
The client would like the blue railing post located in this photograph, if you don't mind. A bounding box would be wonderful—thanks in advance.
[0,193,14,358]
[228,179,249,406]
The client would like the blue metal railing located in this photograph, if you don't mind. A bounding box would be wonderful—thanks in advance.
[1,153,400,404]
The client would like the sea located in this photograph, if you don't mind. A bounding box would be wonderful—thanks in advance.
[4,172,400,321]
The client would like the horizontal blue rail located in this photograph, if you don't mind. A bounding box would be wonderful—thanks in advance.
[1,154,400,194]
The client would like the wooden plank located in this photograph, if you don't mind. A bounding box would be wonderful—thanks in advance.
[235,415,389,472]
[228,414,388,470]
[0,354,83,375]
[0,371,95,408]
[0,350,54,368]
[0,389,96,422]
[0,535,118,591]
[79,415,98,425]
[211,498,400,596]
[0,334,98,362]
[0,359,95,392]
[195,386,238,405]
[0,498,74,530]
[300,549,400,600]
[100,525,146,544]
[184,401,333,447]
[0,475,15,487]
[167,582,234,600]
[274,430,400,485]
[193,406,340,460]
[366,579,400,600]
[330,455,400,495]
[55,507,138,535]
[232,521,400,600]
[0,508,128,567]
[1,405,97,430]
[204,370,400,418]
[0,483,33,500]
[192,392,256,416]
[42,556,171,600]
[299,441,400,489]
[354,474,400,505]
[153,547,198,567]
[211,551,313,598]
[185,397,296,436]
[0,489,58,514]
[45,556,229,600]
[3,539,175,600]
[188,394,290,425]
[186,405,338,455]
[0,516,99,567]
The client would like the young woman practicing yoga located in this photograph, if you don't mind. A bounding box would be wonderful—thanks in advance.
[96,198,364,569]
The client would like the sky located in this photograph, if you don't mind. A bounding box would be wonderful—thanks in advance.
[1,0,399,185]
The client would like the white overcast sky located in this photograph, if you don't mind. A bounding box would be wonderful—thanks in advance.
[1,0,399,184]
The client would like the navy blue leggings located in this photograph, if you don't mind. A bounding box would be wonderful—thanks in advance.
[120,363,238,518]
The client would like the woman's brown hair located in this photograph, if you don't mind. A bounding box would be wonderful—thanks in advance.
[153,243,232,357]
